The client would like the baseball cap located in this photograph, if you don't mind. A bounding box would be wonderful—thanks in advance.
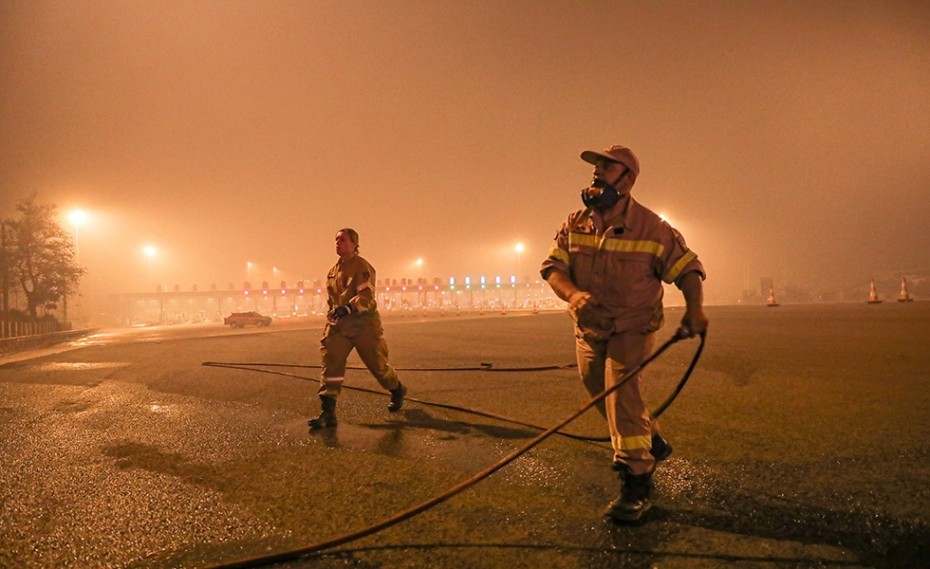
[580,145,640,179]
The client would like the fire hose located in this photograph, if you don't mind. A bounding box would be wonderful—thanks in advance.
[202,328,705,569]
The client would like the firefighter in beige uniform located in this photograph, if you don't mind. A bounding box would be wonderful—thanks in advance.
[308,228,406,430]
[541,145,708,523]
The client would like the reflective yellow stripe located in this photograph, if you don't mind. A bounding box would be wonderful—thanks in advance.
[569,232,664,257]
[664,250,697,283]
[602,239,664,256]
[549,246,570,264]
[569,233,598,248]
[616,434,651,451]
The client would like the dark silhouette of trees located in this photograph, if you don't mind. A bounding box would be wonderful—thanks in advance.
[2,195,85,320]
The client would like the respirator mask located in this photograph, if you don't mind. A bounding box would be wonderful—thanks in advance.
[580,168,629,210]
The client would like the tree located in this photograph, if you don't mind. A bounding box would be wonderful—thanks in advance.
[3,195,85,320]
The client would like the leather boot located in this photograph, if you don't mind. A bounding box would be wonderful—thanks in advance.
[606,467,653,523]
[308,396,337,429]
[652,433,673,462]
[387,383,407,412]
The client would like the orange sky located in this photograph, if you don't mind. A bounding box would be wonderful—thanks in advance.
[2,0,929,305]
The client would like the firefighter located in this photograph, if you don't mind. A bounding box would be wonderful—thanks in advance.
[308,228,406,430]
[540,145,708,523]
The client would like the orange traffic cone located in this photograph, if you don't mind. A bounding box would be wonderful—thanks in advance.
[766,285,779,307]
[898,277,914,302]
[867,279,883,304]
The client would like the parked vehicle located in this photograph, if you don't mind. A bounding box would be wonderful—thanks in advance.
[224,311,272,328]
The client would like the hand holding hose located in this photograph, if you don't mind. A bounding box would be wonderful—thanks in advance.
[679,306,708,339]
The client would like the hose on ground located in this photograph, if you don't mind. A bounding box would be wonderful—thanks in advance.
[203,329,705,569]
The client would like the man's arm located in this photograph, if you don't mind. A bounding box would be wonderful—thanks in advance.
[545,270,594,312]
[677,271,708,337]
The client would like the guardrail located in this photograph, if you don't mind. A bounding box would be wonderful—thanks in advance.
[0,328,95,355]
[0,319,66,339]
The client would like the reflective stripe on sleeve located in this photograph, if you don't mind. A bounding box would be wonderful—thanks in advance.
[322,376,345,385]
[548,246,570,264]
[664,250,698,283]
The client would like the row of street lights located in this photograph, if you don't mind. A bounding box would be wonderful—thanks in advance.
[58,208,163,323]
[60,208,531,306]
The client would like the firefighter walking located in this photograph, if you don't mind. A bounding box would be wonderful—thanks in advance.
[541,145,708,522]
[308,228,406,430]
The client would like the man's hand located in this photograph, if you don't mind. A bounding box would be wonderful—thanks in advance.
[326,304,354,323]
[677,272,707,338]
[568,290,595,314]
[679,307,708,338]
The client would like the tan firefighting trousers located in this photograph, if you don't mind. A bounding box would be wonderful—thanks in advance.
[318,314,400,398]
[575,329,660,475]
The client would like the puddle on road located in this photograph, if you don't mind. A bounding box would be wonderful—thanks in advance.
[30,362,130,372]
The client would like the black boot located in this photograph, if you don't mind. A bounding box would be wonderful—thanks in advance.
[606,467,653,523]
[652,433,673,462]
[387,383,407,412]
[308,396,337,430]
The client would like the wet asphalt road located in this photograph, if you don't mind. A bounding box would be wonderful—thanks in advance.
[1,304,928,568]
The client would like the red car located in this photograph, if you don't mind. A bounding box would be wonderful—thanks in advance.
[224,311,272,328]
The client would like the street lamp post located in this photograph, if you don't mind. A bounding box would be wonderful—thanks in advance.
[414,258,424,308]
[143,245,157,286]
[66,210,87,325]
[0,221,7,314]
[69,210,86,259]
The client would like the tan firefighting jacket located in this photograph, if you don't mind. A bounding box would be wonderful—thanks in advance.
[326,254,379,335]
[540,197,705,338]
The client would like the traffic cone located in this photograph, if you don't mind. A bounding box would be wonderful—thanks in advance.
[766,286,779,307]
[898,277,914,302]
[867,279,883,304]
